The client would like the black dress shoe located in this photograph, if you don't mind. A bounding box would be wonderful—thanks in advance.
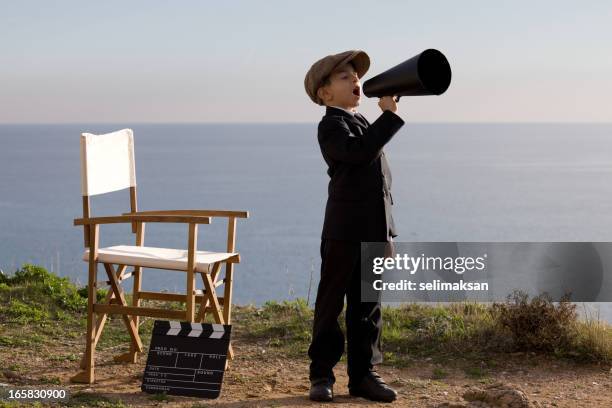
[309,378,333,402]
[349,371,397,402]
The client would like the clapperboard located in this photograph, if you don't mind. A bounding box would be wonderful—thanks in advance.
[141,320,231,399]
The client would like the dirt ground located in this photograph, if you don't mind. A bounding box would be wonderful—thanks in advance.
[2,337,612,408]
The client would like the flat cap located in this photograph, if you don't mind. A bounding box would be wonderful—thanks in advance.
[304,50,370,105]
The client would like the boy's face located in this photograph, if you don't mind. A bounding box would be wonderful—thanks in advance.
[317,63,361,110]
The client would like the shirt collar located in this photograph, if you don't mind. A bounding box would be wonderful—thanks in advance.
[328,105,357,116]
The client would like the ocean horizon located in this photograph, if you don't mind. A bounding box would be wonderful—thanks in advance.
[2,122,612,321]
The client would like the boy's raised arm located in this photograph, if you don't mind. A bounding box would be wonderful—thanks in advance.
[318,110,404,165]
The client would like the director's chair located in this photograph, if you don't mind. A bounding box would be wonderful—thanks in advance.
[71,129,248,384]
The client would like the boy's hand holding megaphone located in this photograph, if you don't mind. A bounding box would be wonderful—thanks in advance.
[378,96,398,113]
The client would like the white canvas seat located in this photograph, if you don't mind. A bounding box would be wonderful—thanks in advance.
[71,128,248,384]
[83,245,239,273]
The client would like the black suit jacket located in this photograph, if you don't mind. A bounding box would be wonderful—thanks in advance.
[317,106,405,242]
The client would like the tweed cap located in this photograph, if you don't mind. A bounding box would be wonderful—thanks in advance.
[304,50,370,105]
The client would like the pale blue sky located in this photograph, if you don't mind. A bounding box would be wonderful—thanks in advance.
[1,1,611,123]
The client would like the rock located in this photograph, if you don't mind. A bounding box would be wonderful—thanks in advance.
[2,370,21,380]
[462,383,540,408]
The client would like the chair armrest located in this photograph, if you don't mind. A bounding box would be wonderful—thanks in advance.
[123,209,249,219]
[74,214,212,226]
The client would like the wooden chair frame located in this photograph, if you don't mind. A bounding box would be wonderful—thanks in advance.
[72,191,248,384]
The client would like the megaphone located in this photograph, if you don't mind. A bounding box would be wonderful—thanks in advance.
[363,49,452,100]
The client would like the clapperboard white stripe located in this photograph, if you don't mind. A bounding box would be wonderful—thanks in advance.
[166,320,182,336]
[210,324,224,339]
[188,323,203,337]
[164,321,227,338]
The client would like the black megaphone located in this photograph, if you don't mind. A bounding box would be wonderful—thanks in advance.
[363,49,452,101]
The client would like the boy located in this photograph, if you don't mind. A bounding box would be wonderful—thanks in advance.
[304,50,404,402]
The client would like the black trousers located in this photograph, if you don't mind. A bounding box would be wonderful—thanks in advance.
[308,239,385,385]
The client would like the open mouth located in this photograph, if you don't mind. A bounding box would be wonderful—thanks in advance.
[353,86,361,97]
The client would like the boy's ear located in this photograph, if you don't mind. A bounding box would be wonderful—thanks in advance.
[317,86,329,104]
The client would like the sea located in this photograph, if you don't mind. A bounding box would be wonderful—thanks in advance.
[1,123,611,321]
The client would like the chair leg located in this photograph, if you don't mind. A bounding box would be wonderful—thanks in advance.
[202,273,224,324]
[196,262,221,322]
[78,264,142,367]
[199,263,235,362]
[196,292,209,322]
[223,262,235,361]
[79,265,140,367]
[104,264,143,356]
[201,271,235,363]
[71,309,96,383]
[79,289,113,369]
[113,350,139,363]
[71,257,98,384]
[119,222,146,362]
[115,265,142,363]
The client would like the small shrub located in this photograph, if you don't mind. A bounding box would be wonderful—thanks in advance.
[2,264,86,312]
[464,366,487,379]
[77,285,109,303]
[6,299,49,323]
[492,290,577,353]
[431,367,448,379]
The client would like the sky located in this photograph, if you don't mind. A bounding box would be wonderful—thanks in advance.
[1,1,611,123]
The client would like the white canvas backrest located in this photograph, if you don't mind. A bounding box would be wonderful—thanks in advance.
[80,128,137,196]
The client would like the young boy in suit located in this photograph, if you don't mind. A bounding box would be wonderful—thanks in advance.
[304,50,405,402]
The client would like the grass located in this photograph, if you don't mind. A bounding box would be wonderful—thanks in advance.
[0,264,157,352]
[464,366,488,379]
[381,302,504,359]
[0,390,127,408]
[0,264,611,375]
[431,367,448,379]
[237,298,313,356]
[573,306,612,361]
[148,392,171,402]
[67,392,127,407]
[232,292,612,366]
